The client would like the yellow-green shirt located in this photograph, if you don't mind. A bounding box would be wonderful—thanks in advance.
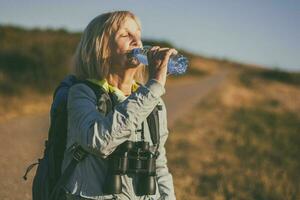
[87,79,139,103]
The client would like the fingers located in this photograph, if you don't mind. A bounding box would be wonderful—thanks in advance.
[147,46,178,72]
[147,46,178,86]
[148,46,177,61]
[151,46,160,50]
[147,46,160,61]
[161,48,177,66]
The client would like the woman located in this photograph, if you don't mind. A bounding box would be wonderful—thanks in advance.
[61,11,177,200]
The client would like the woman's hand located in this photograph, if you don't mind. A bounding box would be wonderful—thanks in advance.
[147,46,177,87]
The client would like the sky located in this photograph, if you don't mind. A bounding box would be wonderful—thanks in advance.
[0,0,299,71]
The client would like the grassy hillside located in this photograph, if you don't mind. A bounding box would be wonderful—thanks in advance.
[168,67,300,200]
[0,25,81,95]
[0,25,202,97]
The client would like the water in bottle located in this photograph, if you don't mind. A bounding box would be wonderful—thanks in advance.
[129,46,188,75]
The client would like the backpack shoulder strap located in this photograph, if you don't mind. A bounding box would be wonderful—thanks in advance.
[50,144,87,200]
[135,82,161,154]
[147,104,163,155]
[75,80,113,115]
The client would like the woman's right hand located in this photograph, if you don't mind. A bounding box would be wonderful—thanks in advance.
[147,46,177,87]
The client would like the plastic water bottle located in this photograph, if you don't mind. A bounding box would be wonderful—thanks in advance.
[130,46,188,75]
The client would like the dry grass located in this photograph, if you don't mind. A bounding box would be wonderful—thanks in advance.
[190,57,223,75]
[0,90,52,122]
[167,69,300,200]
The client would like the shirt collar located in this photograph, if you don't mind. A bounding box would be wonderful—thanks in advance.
[86,78,139,102]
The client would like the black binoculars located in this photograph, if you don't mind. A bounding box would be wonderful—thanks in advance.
[103,140,158,196]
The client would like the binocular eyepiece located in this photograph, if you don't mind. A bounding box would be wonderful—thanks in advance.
[103,141,157,196]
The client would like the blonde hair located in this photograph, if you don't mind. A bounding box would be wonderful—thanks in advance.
[73,11,147,83]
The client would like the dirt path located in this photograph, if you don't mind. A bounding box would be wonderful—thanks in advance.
[164,71,227,128]
[0,70,227,200]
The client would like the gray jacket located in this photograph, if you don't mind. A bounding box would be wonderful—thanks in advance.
[61,79,176,200]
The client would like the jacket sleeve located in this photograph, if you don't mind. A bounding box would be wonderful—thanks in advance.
[156,100,176,200]
[67,79,165,158]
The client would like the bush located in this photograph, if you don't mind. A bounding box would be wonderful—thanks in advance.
[240,68,300,87]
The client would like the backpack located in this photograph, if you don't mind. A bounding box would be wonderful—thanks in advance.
[23,75,160,200]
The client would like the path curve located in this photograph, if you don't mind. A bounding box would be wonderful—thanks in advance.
[164,70,227,128]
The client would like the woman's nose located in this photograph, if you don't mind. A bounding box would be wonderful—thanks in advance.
[131,36,142,48]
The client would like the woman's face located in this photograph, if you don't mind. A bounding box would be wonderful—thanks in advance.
[110,17,142,69]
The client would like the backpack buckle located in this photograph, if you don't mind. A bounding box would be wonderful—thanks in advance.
[72,144,87,162]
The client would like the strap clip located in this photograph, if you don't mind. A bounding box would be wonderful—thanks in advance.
[71,144,87,162]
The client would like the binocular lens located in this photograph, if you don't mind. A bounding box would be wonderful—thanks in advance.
[103,174,122,194]
[136,175,156,196]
